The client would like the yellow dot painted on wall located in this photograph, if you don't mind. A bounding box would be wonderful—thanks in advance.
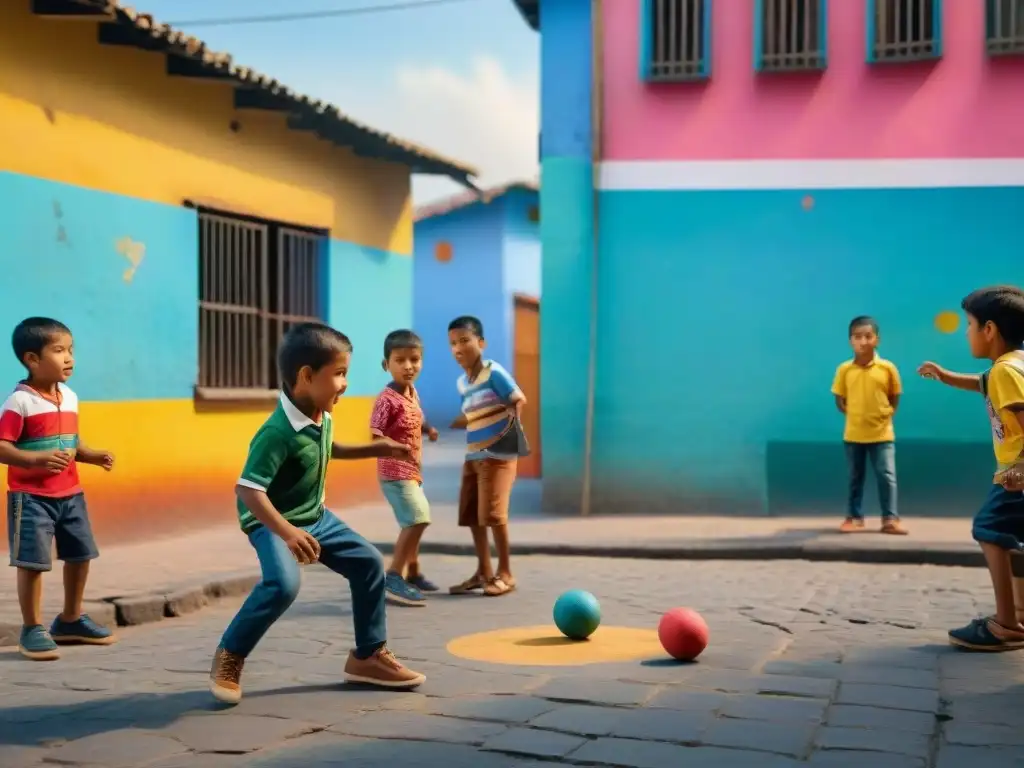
[446,625,665,667]
[934,311,960,334]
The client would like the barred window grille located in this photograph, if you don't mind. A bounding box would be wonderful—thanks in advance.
[757,0,826,72]
[197,209,326,397]
[868,0,941,62]
[643,0,710,82]
[987,0,1024,55]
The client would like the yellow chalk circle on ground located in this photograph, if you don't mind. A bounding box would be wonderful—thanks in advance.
[446,625,664,666]
[934,311,960,334]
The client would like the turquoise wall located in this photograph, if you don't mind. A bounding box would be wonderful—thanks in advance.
[591,185,1024,516]
[327,241,412,397]
[413,203,507,426]
[538,0,594,514]
[0,171,410,402]
[0,172,196,401]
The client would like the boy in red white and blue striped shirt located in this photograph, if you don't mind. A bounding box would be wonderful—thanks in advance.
[0,317,116,661]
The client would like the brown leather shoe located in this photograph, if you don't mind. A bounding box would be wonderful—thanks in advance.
[881,519,909,535]
[209,647,245,705]
[839,518,867,533]
[344,647,425,689]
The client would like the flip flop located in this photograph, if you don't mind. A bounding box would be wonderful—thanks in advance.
[484,577,514,597]
[449,574,485,595]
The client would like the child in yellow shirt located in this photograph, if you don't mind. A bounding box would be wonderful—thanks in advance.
[919,286,1024,652]
[831,316,907,535]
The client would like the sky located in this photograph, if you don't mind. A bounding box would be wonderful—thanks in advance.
[136,0,540,205]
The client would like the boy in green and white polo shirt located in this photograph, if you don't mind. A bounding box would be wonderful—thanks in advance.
[209,322,425,705]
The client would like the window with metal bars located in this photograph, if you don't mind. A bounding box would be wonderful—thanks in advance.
[640,0,711,82]
[196,208,327,399]
[755,0,827,72]
[987,0,1024,55]
[867,0,942,63]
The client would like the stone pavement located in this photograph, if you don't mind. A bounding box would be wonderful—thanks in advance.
[0,508,983,640]
[2,555,1023,768]
[0,505,985,642]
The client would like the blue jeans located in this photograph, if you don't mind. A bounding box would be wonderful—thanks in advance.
[220,509,387,658]
[845,441,898,520]
[7,492,99,571]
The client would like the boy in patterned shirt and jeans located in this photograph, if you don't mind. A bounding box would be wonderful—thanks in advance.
[209,322,425,704]
[1,317,117,661]
[370,330,439,607]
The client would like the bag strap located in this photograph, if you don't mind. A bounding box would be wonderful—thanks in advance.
[983,351,1024,396]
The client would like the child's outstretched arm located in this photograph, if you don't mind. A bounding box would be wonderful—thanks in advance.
[332,438,412,460]
[918,362,981,392]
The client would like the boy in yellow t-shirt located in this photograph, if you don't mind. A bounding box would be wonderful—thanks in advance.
[919,285,1024,652]
[832,316,907,535]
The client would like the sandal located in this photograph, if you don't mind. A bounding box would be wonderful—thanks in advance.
[484,577,514,597]
[449,574,485,595]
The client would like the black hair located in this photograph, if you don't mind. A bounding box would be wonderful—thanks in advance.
[848,315,878,336]
[12,317,72,368]
[448,315,484,339]
[962,286,1024,348]
[277,322,352,393]
[383,329,423,360]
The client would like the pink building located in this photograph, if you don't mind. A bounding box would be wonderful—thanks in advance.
[513,0,1024,518]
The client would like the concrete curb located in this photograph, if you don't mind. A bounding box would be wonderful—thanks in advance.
[0,541,983,647]
[379,539,987,569]
[0,570,261,648]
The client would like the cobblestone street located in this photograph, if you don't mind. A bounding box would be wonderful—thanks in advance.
[2,556,1023,768]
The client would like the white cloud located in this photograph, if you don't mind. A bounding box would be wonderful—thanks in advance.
[327,56,538,205]
[396,56,539,200]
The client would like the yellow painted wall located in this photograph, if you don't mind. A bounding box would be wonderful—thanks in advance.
[0,398,381,543]
[0,2,413,254]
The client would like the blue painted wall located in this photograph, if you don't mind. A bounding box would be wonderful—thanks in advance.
[591,185,1024,516]
[413,202,507,426]
[501,188,542,361]
[327,241,413,397]
[538,0,594,513]
[0,172,196,401]
[0,172,412,404]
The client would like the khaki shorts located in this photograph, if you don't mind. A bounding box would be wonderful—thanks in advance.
[457,458,517,527]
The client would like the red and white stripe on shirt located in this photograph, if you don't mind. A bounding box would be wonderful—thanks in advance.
[0,383,82,497]
[369,386,423,482]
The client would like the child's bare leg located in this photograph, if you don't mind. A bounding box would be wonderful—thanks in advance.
[60,560,89,622]
[471,525,494,580]
[389,524,427,578]
[492,524,513,583]
[1012,552,1024,623]
[17,568,43,626]
[981,542,1020,628]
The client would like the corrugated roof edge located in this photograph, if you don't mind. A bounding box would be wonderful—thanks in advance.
[59,0,478,185]
[511,0,540,30]
[413,179,538,222]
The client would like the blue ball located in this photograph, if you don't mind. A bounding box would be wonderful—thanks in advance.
[553,589,601,640]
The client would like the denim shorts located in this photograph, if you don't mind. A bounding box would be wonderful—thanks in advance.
[972,484,1024,552]
[7,491,99,571]
[380,480,431,529]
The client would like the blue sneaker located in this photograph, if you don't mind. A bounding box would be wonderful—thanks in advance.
[50,614,117,646]
[19,625,60,661]
[409,573,439,592]
[949,617,1024,652]
[384,572,425,607]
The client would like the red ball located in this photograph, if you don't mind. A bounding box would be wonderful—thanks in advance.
[658,607,709,661]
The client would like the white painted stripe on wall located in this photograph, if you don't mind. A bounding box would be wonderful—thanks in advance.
[598,159,1024,191]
